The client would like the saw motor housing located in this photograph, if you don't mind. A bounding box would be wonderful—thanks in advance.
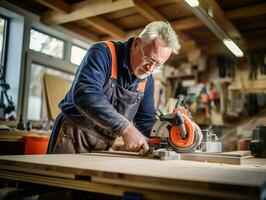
[149,95,202,153]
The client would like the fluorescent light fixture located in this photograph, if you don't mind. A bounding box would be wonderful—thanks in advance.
[184,0,199,7]
[186,4,245,57]
[223,39,244,57]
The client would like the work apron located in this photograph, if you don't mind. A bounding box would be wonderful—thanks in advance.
[49,41,146,154]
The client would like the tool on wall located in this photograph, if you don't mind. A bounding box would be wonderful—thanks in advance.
[217,56,238,79]
[250,125,266,158]
[249,50,266,80]
[261,53,266,75]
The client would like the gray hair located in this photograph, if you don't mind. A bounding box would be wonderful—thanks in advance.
[139,21,180,54]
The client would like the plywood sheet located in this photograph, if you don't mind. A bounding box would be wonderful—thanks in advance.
[43,74,71,120]
[0,154,265,187]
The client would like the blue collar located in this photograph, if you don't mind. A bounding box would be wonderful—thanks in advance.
[123,37,133,70]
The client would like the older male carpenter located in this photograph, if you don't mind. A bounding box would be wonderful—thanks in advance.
[47,21,180,155]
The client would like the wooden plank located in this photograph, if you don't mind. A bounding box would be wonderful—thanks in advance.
[0,155,263,200]
[92,150,242,165]
[201,36,266,55]
[179,0,245,53]
[43,74,71,121]
[41,0,134,25]
[2,169,245,200]
[38,0,126,40]
[169,2,266,31]
[133,0,165,21]
[171,17,202,31]
[35,0,70,13]
[0,154,265,188]
[201,0,244,43]
[83,17,126,40]
[63,24,99,41]
[225,2,266,19]
[231,80,266,93]
[178,153,242,165]
[91,176,256,200]
[0,170,128,196]
[147,0,180,7]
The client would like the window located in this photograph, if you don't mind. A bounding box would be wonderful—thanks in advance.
[28,63,74,121]
[29,29,65,59]
[0,16,9,72]
[71,45,87,65]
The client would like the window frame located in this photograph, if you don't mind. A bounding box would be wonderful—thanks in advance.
[27,60,75,122]
[0,14,10,79]
[70,44,87,65]
[30,28,66,60]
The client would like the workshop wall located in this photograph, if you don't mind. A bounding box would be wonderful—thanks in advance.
[154,50,266,151]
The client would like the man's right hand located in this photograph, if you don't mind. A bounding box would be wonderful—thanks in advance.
[121,123,149,155]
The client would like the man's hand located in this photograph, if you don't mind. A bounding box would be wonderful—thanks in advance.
[121,123,149,155]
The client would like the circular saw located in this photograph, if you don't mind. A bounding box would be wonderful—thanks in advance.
[149,95,202,153]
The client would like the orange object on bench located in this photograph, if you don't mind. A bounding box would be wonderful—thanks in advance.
[24,136,49,154]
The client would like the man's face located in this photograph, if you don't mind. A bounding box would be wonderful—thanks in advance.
[131,37,172,79]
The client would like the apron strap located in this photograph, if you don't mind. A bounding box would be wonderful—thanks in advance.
[104,41,117,80]
[137,81,146,93]
[104,41,147,93]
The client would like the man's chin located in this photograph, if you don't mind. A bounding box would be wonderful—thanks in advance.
[135,73,150,79]
[134,69,151,79]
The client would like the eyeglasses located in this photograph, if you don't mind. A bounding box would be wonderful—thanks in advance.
[140,43,164,70]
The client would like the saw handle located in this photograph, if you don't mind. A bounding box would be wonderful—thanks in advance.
[175,95,188,109]
[174,112,187,138]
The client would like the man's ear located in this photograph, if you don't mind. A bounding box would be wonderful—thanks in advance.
[132,37,141,49]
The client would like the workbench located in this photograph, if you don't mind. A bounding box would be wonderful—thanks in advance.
[0,129,50,155]
[0,152,265,200]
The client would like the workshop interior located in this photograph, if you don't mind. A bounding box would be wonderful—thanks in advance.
[0,0,266,200]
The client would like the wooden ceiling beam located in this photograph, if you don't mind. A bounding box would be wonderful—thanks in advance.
[41,0,134,25]
[133,0,165,21]
[169,2,266,32]
[202,37,266,55]
[171,17,202,31]
[63,24,99,41]
[178,0,246,53]
[133,0,200,33]
[84,17,126,40]
[35,0,70,13]
[201,0,243,40]
[36,0,126,41]
[226,2,266,19]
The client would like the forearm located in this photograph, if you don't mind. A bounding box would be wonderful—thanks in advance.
[74,91,130,137]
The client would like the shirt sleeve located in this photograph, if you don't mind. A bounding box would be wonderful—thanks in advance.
[73,43,129,137]
[133,75,156,137]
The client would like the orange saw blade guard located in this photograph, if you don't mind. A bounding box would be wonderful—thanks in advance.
[169,108,195,148]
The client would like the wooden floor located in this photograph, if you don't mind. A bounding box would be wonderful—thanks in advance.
[0,153,265,200]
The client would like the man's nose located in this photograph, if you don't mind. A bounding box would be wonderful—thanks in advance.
[147,63,156,72]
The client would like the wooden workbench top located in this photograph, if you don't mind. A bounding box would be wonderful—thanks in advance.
[0,153,265,199]
[0,153,265,185]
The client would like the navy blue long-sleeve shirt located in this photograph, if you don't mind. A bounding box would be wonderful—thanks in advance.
[59,38,156,137]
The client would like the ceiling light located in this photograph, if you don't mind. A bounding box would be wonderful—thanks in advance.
[184,0,199,7]
[184,3,244,57]
[223,39,244,57]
